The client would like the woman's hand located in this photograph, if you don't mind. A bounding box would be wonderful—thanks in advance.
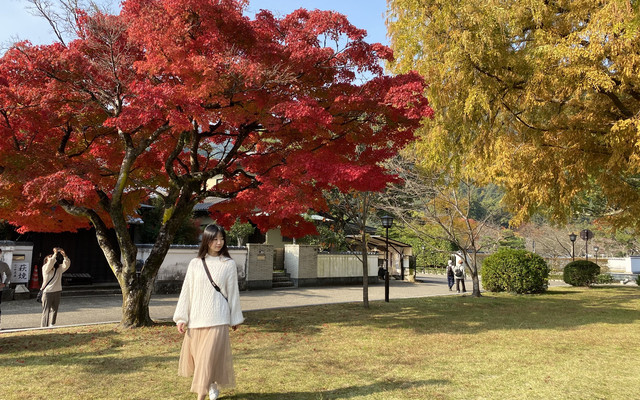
[231,325,238,331]
[177,322,186,334]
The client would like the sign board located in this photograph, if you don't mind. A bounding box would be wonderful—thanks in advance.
[580,229,594,241]
[10,261,30,284]
[0,243,34,284]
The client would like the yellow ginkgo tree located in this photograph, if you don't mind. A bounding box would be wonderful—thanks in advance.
[387,0,640,230]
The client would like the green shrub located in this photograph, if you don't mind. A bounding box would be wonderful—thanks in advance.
[481,249,550,294]
[563,260,601,286]
[595,273,614,284]
[636,274,640,286]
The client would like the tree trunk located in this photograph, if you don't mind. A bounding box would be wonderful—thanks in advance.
[470,271,482,297]
[362,233,369,308]
[113,238,175,328]
[97,196,193,328]
[119,276,155,328]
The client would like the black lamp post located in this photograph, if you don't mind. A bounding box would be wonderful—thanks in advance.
[594,246,599,265]
[569,233,577,261]
[381,215,394,303]
[421,245,425,274]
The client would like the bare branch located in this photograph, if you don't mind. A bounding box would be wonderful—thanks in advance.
[26,0,120,45]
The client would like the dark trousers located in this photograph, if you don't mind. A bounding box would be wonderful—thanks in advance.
[447,275,455,289]
[456,279,466,292]
[41,291,62,327]
[0,289,3,326]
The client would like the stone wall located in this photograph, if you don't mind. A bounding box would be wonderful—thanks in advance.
[284,244,317,286]
[246,244,274,290]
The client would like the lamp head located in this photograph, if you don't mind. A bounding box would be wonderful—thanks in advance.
[381,215,394,228]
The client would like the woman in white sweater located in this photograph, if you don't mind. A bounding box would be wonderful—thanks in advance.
[40,248,71,327]
[174,224,244,400]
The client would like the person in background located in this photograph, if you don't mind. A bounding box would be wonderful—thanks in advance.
[174,224,244,400]
[446,259,455,291]
[454,259,467,293]
[0,249,12,329]
[378,264,386,280]
[40,248,71,327]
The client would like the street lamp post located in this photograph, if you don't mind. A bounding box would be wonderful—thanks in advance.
[594,246,599,265]
[381,215,394,303]
[585,239,588,261]
[569,233,577,262]
[421,245,425,274]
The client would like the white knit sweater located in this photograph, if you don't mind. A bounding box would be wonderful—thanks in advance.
[173,255,244,329]
[41,255,71,293]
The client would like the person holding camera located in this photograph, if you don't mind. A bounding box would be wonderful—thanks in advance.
[40,248,71,327]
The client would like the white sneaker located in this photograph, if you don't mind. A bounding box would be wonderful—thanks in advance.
[209,384,219,400]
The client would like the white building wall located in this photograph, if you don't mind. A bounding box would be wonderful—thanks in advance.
[141,245,247,282]
[317,253,378,278]
[608,257,627,273]
[607,256,640,274]
[284,245,301,279]
[153,245,380,288]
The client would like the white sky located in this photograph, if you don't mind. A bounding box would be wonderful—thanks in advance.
[0,0,390,53]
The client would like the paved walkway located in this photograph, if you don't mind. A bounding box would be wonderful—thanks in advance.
[1,274,567,333]
[1,274,463,333]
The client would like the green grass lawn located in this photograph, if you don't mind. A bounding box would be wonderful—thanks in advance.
[2,286,640,399]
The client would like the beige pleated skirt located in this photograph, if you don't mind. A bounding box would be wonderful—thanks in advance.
[178,325,236,395]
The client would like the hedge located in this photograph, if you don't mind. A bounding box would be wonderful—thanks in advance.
[481,249,550,294]
[563,260,600,287]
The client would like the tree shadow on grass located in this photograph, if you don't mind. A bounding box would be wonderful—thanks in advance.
[0,323,181,375]
[536,289,576,295]
[0,329,119,355]
[228,379,448,400]
[0,320,179,354]
[243,286,640,336]
[3,350,177,375]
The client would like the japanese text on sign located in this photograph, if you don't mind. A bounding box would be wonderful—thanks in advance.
[11,262,30,283]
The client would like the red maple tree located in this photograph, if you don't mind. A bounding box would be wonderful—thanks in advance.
[0,0,432,327]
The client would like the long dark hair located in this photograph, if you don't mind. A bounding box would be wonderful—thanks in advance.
[197,224,231,259]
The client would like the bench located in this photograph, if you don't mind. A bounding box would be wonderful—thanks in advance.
[62,273,93,286]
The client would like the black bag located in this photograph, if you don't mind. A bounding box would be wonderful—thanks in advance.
[454,268,464,278]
